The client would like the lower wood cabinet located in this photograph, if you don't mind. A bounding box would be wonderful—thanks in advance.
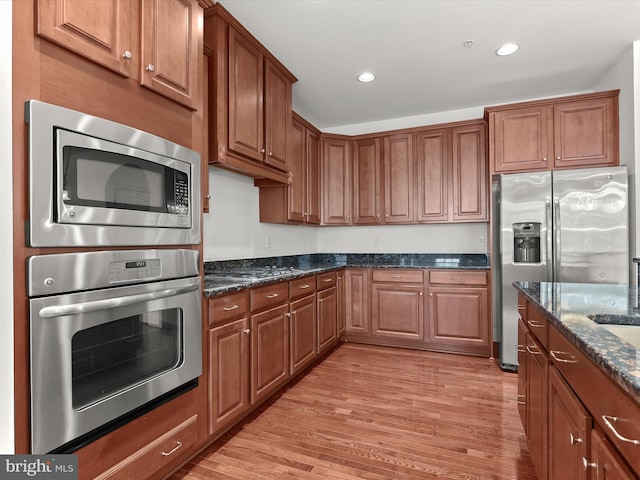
[590,428,638,480]
[289,293,317,375]
[208,317,250,436]
[251,304,290,405]
[526,331,550,480]
[371,269,424,340]
[345,269,370,334]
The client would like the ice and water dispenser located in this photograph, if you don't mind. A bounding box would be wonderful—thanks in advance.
[513,223,541,263]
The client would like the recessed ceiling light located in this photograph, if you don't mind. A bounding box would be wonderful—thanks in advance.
[358,72,376,83]
[496,43,519,56]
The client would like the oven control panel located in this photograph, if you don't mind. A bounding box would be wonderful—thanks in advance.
[108,259,162,283]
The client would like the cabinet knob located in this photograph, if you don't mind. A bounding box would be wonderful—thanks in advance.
[146,64,155,72]
[243,328,250,335]
[556,156,561,160]
[569,433,583,445]
[260,148,266,154]
[267,151,272,157]
[205,194,211,199]
[542,157,548,162]
[122,50,132,59]
[582,458,597,470]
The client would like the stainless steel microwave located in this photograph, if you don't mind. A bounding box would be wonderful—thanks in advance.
[25,100,201,247]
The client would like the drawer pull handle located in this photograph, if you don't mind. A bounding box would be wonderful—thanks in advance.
[515,394,526,405]
[299,284,311,289]
[391,275,401,278]
[550,350,577,364]
[517,344,526,353]
[223,304,240,311]
[323,278,333,282]
[527,319,545,329]
[526,345,541,355]
[582,457,597,470]
[451,276,462,281]
[569,433,583,445]
[602,415,640,445]
[266,293,279,299]
[161,441,183,456]
[517,304,526,311]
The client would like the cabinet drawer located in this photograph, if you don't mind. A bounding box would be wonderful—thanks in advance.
[317,271,337,290]
[209,291,249,326]
[526,305,549,350]
[251,281,288,312]
[95,415,198,479]
[290,275,317,300]
[372,269,423,283]
[428,270,487,286]
[549,326,640,477]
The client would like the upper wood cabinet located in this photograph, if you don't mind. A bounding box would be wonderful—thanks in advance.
[383,133,415,224]
[416,121,487,223]
[256,113,321,225]
[204,4,296,184]
[486,90,619,174]
[322,136,352,225]
[352,138,382,224]
[37,0,205,109]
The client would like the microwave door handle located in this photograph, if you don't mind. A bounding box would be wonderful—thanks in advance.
[38,284,199,318]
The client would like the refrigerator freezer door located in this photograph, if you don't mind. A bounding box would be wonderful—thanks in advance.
[553,166,628,285]
[499,172,551,368]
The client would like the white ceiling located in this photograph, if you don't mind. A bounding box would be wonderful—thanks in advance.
[217,0,640,130]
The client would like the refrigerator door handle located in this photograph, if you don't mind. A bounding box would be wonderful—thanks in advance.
[546,197,554,281]
[554,197,561,282]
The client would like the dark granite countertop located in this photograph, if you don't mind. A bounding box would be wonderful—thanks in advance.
[204,253,489,297]
[514,281,640,405]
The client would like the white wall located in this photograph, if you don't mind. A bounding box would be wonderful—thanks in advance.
[1,0,14,454]
[595,42,639,281]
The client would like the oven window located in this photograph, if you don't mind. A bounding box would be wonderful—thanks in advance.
[63,146,168,212]
[71,309,183,409]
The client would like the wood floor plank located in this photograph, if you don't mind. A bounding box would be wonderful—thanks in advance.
[172,343,536,480]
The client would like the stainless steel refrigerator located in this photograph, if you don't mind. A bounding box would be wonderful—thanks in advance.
[493,166,629,370]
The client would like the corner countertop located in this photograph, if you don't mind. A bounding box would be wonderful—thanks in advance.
[514,281,640,404]
[203,253,489,297]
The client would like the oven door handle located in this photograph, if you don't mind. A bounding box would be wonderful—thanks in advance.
[38,284,199,318]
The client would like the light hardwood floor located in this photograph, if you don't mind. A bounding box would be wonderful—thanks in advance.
[172,343,537,480]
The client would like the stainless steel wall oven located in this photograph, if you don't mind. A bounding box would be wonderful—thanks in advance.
[28,249,202,454]
[25,100,201,247]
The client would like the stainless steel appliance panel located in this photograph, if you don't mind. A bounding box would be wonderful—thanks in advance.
[553,166,629,284]
[499,172,551,367]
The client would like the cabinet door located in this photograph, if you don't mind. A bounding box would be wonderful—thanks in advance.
[416,128,449,222]
[208,318,250,435]
[289,295,317,375]
[322,137,351,225]
[250,304,289,405]
[526,332,549,480]
[553,97,617,169]
[383,133,415,224]
[427,287,489,349]
[140,0,200,109]
[590,428,637,480]
[345,269,369,334]
[336,271,346,336]
[492,106,553,173]
[517,318,528,434]
[228,26,264,162]
[36,0,133,77]
[264,59,291,172]
[352,138,381,224]
[287,117,306,222]
[371,283,423,340]
[317,287,338,354]
[305,129,321,224]
[451,123,487,222]
[548,366,591,480]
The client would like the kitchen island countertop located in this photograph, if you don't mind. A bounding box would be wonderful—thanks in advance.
[203,253,489,297]
[514,281,640,404]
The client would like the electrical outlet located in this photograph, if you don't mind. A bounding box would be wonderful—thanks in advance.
[373,236,381,247]
[265,235,271,248]
[478,235,486,247]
